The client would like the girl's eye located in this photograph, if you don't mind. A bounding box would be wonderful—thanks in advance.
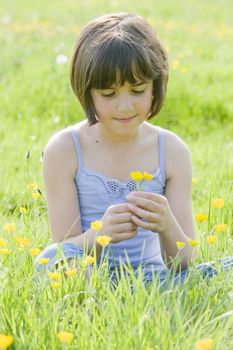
[132,90,145,94]
[101,93,115,97]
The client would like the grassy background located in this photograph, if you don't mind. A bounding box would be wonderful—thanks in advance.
[0,0,233,349]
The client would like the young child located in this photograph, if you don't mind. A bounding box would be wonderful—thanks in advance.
[35,12,225,288]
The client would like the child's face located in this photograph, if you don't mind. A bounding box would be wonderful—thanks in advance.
[90,78,153,132]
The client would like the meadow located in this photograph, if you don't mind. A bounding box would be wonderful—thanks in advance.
[0,0,233,349]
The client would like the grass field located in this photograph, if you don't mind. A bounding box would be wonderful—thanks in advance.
[0,0,233,349]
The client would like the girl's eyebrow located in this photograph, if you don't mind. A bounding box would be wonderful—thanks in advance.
[132,81,148,86]
[102,81,148,90]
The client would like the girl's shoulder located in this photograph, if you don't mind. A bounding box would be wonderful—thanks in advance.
[161,127,191,180]
[43,121,86,175]
[145,123,189,148]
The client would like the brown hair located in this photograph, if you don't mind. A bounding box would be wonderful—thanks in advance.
[70,13,169,125]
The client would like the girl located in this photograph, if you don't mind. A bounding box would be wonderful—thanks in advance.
[35,12,220,288]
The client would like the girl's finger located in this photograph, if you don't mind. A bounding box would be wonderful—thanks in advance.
[126,191,165,204]
[126,195,161,212]
[128,203,159,224]
[113,212,135,223]
[131,215,157,231]
[112,222,137,233]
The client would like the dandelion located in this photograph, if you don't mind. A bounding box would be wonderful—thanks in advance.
[29,248,41,257]
[56,331,74,344]
[85,255,95,265]
[195,338,213,350]
[14,237,30,248]
[65,269,77,277]
[91,220,103,231]
[56,54,68,65]
[96,235,111,247]
[0,249,11,255]
[32,191,40,200]
[19,206,27,214]
[3,223,16,233]
[28,183,38,190]
[0,334,14,349]
[0,238,6,247]
[38,258,50,265]
[130,171,144,182]
[143,172,154,180]
[51,283,61,289]
[48,272,61,281]
[176,241,185,249]
[211,198,224,209]
[189,239,198,247]
[213,224,228,232]
[192,178,198,184]
[195,214,208,222]
[206,236,218,244]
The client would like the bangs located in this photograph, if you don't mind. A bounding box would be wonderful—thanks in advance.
[89,39,154,89]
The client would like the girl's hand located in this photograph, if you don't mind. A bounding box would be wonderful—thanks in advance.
[100,203,138,243]
[125,191,173,235]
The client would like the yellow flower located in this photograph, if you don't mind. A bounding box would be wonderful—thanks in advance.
[176,241,185,249]
[0,238,6,247]
[96,235,111,247]
[29,248,41,257]
[32,191,40,200]
[0,249,11,255]
[196,338,213,350]
[14,237,30,248]
[19,206,27,214]
[143,172,154,180]
[48,272,61,281]
[91,220,103,231]
[3,223,16,233]
[192,178,198,184]
[64,269,77,277]
[28,183,38,190]
[211,198,224,209]
[180,67,188,74]
[189,239,198,247]
[206,236,218,244]
[172,59,180,70]
[144,348,155,350]
[38,258,50,265]
[51,283,61,289]
[130,171,144,182]
[213,224,228,232]
[85,255,95,265]
[0,334,14,349]
[57,332,74,344]
[195,214,208,222]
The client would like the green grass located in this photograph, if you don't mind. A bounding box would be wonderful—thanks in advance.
[0,0,233,349]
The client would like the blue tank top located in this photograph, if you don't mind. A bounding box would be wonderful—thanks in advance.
[70,124,167,270]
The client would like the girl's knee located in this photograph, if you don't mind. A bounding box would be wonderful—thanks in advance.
[34,242,84,282]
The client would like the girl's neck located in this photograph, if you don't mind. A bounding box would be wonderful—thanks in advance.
[93,122,144,147]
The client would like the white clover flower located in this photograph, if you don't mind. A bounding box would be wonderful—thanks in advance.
[56,54,68,64]
[54,116,60,124]
[1,16,11,24]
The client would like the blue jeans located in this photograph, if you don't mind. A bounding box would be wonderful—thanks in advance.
[34,242,233,290]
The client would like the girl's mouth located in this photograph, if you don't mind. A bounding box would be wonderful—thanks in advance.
[114,115,136,123]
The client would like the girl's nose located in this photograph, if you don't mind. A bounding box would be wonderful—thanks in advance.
[117,95,134,114]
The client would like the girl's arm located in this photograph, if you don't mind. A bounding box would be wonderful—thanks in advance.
[43,129,137,260]
[126,131,197,270]
[43,130,103,258]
